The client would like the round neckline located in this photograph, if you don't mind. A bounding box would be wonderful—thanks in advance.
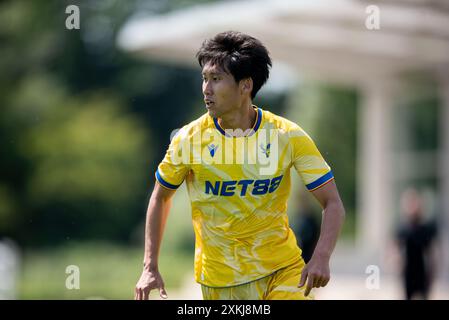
[213,106,263,138]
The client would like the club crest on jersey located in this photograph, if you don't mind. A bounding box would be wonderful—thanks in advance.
[260,143,271,158]
[208,144,219,158]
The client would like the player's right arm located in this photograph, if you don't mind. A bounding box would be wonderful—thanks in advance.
[135,182,176,300]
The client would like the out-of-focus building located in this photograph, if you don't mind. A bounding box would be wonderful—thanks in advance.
[117,0,449,282]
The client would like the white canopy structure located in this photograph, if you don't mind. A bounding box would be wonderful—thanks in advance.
[118,0,449,279]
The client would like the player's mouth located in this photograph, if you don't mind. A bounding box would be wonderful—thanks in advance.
[204,99,215,108]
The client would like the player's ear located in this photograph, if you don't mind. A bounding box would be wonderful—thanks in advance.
[240,78,253,95]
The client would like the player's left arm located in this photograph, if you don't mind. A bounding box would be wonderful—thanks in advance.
[298,179,345,296]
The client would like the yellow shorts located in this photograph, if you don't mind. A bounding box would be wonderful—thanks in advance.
[201,258,314,300]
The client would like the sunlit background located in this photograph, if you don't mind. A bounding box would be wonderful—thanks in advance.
[1,0,448,299]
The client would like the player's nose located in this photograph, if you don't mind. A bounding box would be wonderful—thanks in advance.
[203,80,213,96]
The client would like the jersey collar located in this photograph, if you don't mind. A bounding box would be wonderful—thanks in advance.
[213,106,263,138]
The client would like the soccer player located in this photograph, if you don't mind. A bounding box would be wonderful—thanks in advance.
[135,31,345,300]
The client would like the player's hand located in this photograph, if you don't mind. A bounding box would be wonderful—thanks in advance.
[298,253,330,297]
[135,269,168,300]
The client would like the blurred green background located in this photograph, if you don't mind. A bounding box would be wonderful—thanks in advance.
[0,0,438,299]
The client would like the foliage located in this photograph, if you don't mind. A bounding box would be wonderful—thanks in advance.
[0,0,215,245]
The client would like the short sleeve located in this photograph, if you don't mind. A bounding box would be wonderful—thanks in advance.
[290,128,334,191]
[155,128,191,190]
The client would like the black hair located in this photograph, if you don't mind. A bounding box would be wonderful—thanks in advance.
[196,31,272,99]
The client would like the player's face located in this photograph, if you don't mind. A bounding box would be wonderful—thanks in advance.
[202,62,242,118]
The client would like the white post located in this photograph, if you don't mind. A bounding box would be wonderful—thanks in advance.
[356,79,394,267]
[0,239,20,299]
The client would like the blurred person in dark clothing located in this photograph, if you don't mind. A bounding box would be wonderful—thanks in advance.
[295,193,320,264]
[396,188,438,300]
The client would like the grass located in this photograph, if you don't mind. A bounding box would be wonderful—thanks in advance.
[17,185,196,300]
[18,242,194,299]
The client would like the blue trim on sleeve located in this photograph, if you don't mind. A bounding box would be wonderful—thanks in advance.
[306,171,334,191]
[156,169,181,189]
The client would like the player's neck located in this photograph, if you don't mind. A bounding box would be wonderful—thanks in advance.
[218,102,257,136]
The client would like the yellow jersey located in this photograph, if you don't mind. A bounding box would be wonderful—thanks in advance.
[155,106,334,287]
